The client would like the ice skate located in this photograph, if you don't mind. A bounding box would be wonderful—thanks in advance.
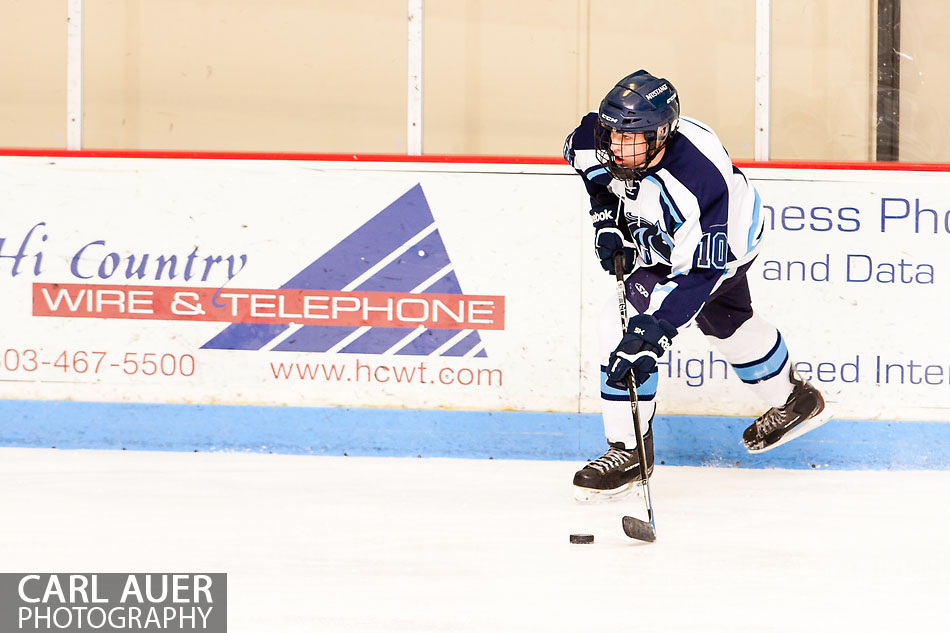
[573,429,654,502]
[742,366,832,453]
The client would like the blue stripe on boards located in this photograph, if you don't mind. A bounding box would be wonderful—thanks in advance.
[0,400,948,469]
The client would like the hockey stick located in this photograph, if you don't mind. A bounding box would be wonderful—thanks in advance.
[612,253,657,543]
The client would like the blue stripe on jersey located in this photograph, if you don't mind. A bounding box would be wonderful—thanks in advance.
[645,174,685,232]
[747,188,762,252]
[640,129,735,328]
[647,278,677,311]
[568,112,617,196]
[662,134,729,236]
[562,134,573,163]
[732,332,790,384]
[585,165,609,180]
[600,365,658,401]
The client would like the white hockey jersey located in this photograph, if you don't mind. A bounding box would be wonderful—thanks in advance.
[564,113,765,329]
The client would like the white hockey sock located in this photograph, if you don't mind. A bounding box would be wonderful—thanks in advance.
[705,314,795,408]
[599,296,656,449]
[603,397,655,449]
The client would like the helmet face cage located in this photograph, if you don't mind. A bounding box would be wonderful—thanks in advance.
[594,71,680,182]
[595,121,674,182]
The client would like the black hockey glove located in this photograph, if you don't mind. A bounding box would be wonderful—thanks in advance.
[590,204,638,274]
[606,314,678,389]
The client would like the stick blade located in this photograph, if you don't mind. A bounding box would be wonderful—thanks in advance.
[622,515,656,542]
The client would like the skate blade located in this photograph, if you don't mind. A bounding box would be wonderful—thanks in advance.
[745,406,834,454]
[573,482,636,503]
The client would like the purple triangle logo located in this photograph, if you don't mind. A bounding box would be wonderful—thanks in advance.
[202,184,489,357]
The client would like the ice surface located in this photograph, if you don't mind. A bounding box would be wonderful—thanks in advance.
[1,448,948,633]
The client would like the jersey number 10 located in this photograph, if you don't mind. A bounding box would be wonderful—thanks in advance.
[695,232,728,269]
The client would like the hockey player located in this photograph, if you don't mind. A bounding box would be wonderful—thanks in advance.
[563,70,832,500]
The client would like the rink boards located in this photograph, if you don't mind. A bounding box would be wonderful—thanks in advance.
[0,154,948,467]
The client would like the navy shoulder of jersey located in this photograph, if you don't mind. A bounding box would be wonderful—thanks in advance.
[564,112,617,206]
[651,126,731,237]
[564,111,600,155]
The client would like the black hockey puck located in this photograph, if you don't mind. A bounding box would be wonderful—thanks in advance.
[569,533,594,544]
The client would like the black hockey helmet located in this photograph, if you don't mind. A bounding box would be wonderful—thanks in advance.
[595,70,680,181]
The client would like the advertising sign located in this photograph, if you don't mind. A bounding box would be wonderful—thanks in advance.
[0,158,584,413]
[2,157,948,423]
